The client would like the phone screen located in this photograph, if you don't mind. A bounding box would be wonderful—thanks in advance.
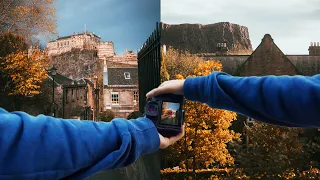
[160,102,179,125]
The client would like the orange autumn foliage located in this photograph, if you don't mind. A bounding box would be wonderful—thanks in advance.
[176,61,240,169]
[2,49,49,96]
[161,47,240,170]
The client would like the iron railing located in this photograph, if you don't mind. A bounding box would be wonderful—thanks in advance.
[137,22,161,113]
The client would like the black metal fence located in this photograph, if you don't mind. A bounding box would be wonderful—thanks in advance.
[138,22,161,113]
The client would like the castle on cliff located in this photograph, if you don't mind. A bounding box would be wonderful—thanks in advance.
[46,30,137,65]
[45,29,139,119]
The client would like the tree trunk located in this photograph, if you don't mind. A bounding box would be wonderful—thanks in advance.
[184,125,189,171]
[192,125,199,179]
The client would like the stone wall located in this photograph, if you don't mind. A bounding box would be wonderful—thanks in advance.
[50,49,102,80]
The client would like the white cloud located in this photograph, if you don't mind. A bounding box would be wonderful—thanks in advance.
[161,0,320,54]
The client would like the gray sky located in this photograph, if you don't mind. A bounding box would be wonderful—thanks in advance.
[52,0,160,55]
[161,0,320,54]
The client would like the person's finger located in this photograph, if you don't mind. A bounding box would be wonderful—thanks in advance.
[146,86,173,98]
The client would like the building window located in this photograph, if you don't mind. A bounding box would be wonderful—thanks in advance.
[111,92,119,105]
[133,91,139,105]
[124,72,130,79]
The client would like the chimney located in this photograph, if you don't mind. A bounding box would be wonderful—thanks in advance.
[309,41,320,56]
[216,42,228,56]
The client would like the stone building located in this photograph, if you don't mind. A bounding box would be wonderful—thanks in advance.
[47,30,139,119]
[107,49,138,65]
[103,67,139,118]
[199,34,320,76]
[62,78,99,120]
[98,42,116,59]
[46,30,114,58]
[46,72,100,120]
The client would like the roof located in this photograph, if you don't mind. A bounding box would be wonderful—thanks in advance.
[47,72,89,87]
[47,72,73,85]
[104,67,138,86]
[233,34,301,76]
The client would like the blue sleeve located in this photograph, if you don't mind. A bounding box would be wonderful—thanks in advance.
[183,72,320,128]
[0,108,160,180]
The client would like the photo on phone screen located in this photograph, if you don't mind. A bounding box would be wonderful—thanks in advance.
[160,102,180,125]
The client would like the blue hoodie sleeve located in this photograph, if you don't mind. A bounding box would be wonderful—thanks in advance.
[183,72,320,128]
[0,108,160,180]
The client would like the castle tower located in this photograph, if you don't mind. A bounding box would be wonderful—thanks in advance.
[97,42,115,59]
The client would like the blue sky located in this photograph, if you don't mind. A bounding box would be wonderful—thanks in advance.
[52,0,160,55]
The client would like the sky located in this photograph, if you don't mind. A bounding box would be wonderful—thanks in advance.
[161,0,320,55]
[51,0,160,55]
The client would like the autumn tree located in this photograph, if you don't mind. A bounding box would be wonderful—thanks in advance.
[160,47,240,172]
[0,32,49,111]
[0,32,49,96]
[175,62,240,171]
[0,0,57,43]
[0,0,56,110]
[163,46,204,79]
[3,49,49,96]
[232,121,307,175]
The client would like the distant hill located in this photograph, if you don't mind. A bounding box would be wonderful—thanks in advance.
[161,22,253,55]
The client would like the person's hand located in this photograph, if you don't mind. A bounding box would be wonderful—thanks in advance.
[146,80,185,98]
[158,124,185,149]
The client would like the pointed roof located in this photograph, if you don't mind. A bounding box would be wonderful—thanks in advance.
[234,34,301,76]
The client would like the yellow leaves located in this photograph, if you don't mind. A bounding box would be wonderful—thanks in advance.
[2,49,49,96]
[160,48,170,83]
[161,46,241,171]
[175,74,184,80]
[162,46,205,79]
[193,60,223,76]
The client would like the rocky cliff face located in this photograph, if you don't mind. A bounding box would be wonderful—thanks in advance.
[50,49,101,80]
[161,22,253,55]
